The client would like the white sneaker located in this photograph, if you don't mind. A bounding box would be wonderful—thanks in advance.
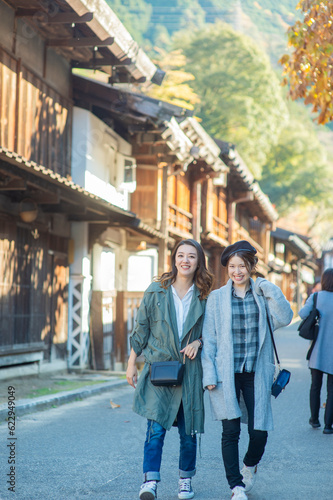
[231,486,248,500]
[240,464,257,492]
[178,478,194,499]
[139,480,157,500]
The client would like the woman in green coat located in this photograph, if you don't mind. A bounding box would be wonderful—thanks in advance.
[126,239,213,500]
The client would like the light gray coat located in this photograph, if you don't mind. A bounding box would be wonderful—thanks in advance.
[299,291,333,375]
[201,278,293,431]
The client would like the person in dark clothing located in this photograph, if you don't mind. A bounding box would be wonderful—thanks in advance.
[299,268,333,434]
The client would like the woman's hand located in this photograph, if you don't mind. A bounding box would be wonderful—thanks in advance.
[180,339,201,360]
[206,385,216,391]
[126,348,138,388]
[126,363,137,388]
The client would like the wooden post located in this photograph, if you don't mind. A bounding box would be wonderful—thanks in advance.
[14,58,21,153]
[206,178,214,234]
[115,290,125,368]
[158,164,168,274]
[264,223,271,265]
[90,291,103,370]
[191,180,202,242]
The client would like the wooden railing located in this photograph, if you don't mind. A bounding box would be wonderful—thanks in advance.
[116,291,144,362]
[91,290,144,369]
[168,203,193,238]
[212,215,229,241]
[90,290,117,370]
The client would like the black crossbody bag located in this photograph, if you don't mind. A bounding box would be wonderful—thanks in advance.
[150,360,185,387]
[150,330,192,387]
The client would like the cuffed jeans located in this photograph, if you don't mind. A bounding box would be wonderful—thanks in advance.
[310,368,333,428]
[142,403,196,482]
[221,372,268,490]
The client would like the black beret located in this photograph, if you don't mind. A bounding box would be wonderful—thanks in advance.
[221,240,257,266]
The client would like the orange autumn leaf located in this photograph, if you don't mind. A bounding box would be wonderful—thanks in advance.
[280,0,333,124]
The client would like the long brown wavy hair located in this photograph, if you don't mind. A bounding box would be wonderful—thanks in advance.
[155,239,214,299]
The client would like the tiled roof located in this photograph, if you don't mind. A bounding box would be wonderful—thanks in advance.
[0,147,136,220]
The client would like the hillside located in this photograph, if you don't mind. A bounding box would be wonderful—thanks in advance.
[106,0,300,64]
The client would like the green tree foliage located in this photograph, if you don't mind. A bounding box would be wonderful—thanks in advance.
[260,108,330,214]
[179,22,288,177]
[105,0,152,44]
[140,0,300,63]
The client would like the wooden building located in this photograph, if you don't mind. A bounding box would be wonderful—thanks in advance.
[205,141,278,288]
[269,227,320,314]
[0,0,163,373]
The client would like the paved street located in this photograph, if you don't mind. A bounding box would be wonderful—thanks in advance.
[0,322,332,500]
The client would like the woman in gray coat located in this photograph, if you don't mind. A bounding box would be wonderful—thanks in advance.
[299,268,333,434]
[201,241,293,500]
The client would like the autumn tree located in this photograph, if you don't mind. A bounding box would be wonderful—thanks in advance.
[143,49,201,110]
[280,0,333,124]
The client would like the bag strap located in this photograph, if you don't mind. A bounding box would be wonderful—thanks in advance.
[263,299,280,366]
[313,292,318,307]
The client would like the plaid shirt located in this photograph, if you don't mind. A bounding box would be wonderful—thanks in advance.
[232,286,259,373]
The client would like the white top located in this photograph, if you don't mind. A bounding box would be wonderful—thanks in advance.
[171,284,194,339]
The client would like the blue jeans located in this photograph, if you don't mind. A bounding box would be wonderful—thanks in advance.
[142,404,197,482]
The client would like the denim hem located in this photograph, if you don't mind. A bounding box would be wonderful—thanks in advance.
[143,471,161,482]
[179,468,196,478]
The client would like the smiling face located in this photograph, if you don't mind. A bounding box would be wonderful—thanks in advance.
[227,254,251,287]
[175,244,199,280]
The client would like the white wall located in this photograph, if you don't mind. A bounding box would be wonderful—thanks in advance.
[127,249,158,291]
[92,244,116,291]
[71,107,135,210]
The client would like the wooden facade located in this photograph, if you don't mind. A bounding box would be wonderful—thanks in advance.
[0,0,162,371]
[0,37,72,366]
[0,47,71,176]
[0,218,69,365]
[269,228,319,314]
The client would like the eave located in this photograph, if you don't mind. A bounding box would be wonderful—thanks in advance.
[7,0,164,84]
[0,147,135,225]
[216,140,278,223]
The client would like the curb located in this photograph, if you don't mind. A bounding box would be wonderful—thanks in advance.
[0,378,128,420]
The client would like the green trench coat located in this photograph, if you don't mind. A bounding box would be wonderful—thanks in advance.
[130,282,206,436]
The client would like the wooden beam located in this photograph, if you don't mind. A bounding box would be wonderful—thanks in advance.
[47,37,114,48]
[15,9,94,24]
[41,12,94,24]
[43,205,87,215]
[0,178,26,190]
[15,9,39,17]
[32,192,60,204]
[72,57,131,69]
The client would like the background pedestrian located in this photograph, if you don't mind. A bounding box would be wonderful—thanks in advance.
[299,268,333,434]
